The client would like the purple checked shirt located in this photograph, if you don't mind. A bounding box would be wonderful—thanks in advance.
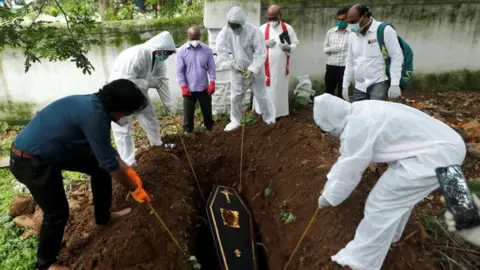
[176,43,216,92]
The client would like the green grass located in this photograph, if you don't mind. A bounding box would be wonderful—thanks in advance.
[469,180,480,197]
[0,168,38,270]
[0,132,38,269]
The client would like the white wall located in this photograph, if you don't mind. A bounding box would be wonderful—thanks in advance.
[278,3,480,83]
[0,45,183,112]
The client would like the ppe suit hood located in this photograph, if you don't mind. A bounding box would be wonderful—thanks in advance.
[227,6,246,26]
[144,31,176,51]
[313,94,352,136]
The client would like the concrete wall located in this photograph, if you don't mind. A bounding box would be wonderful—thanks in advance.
[262,1,480,89]
[0,46,182,112]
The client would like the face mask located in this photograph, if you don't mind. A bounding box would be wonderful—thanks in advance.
[232,27,243,35]
[336,20,348,30]
[189,40,200,48]
[155,54,169,61]
[269,20,280,27]
[115,117,129,127]
[349,16,370,34]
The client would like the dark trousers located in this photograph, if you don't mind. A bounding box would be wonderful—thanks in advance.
[9,150,112,270]
[183,90,214,132]
[353,80,390,102]
[325,65,345,98]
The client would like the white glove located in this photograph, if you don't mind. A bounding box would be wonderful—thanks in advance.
[318,195,332,208]
[342,87,349,101]
[148,79,159,88]
[231,62,244,73]
[168,106,176,115]
[279,43,291,52]
[388,85,401,99]
[265,39,276,48]
[242,70,253,79]
[444,194,480,247]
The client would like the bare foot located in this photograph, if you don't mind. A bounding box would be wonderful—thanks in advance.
[47,264,69,270]
[111,208,132,219]
[97,208,132,229]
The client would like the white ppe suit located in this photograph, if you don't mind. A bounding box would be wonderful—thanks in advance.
[109,31,176,166]
[216,6,275,129]
[313,94,466,270]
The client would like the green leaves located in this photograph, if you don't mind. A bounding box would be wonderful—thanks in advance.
[1,0,100,74]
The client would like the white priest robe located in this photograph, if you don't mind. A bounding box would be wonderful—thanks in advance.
[253,21,299,118]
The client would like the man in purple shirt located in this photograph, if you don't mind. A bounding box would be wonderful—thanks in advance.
[177,26,216,133]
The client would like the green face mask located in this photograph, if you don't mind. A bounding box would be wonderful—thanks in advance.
[336,20,348,30]
[155,55,169,61]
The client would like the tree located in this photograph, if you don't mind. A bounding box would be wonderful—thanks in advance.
[0,0,100,74]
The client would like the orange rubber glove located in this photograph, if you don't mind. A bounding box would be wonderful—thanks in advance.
[132,186,152,203]
[126,168,151,203]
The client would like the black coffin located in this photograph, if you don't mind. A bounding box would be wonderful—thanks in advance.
[206,185,257,270]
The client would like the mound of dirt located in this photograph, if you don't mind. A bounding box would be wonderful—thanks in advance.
[9,195,36,217]
[59,150,195,270]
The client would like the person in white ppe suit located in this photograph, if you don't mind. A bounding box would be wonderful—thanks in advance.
[216,6,276,131]
[109,31,177,166]
[253,5,300,119]
[313,93,466,270]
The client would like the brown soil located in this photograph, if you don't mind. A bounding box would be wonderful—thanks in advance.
[9,195,36,217]
[13,91,480,270]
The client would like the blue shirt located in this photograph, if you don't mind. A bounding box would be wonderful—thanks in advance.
[14,94,119,172]
[176,43,216,92]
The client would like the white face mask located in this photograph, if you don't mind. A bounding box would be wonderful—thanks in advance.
[189,40,200,48]
[115,117,129,127]
[269,21,280,27]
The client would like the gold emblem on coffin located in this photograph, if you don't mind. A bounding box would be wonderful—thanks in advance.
[234,249,241,258]
[221,189,233,203]
[220,208,240,228]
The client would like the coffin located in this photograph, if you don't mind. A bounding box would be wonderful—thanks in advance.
[206,185,257,270]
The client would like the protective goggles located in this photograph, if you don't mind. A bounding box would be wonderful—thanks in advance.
[155,50,175,56]
[228,23,242,30]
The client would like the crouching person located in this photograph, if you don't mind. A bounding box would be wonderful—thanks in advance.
[313,93,466,270]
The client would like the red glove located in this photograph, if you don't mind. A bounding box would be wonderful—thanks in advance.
[207,81,215,95]
[181,84,191,97]
[126,168,151,203]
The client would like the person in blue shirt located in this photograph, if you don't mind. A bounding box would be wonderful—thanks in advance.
[9,79,152,270]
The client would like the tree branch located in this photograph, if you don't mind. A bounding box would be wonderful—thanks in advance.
[28,0,47,29]
[53,0,73,37]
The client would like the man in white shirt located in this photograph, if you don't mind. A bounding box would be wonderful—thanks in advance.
[254,5,300,119]
[324,6,350,98]
[342,4,403,102]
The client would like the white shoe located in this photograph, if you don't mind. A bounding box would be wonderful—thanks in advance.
[224,122,241,131]
[266,121,275,125]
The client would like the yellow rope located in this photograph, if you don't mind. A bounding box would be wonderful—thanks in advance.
[239,117,245,193]
[147,201,187,255]
[178,128,205,202]
[284,188,324,270]
[283,207,320,270]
